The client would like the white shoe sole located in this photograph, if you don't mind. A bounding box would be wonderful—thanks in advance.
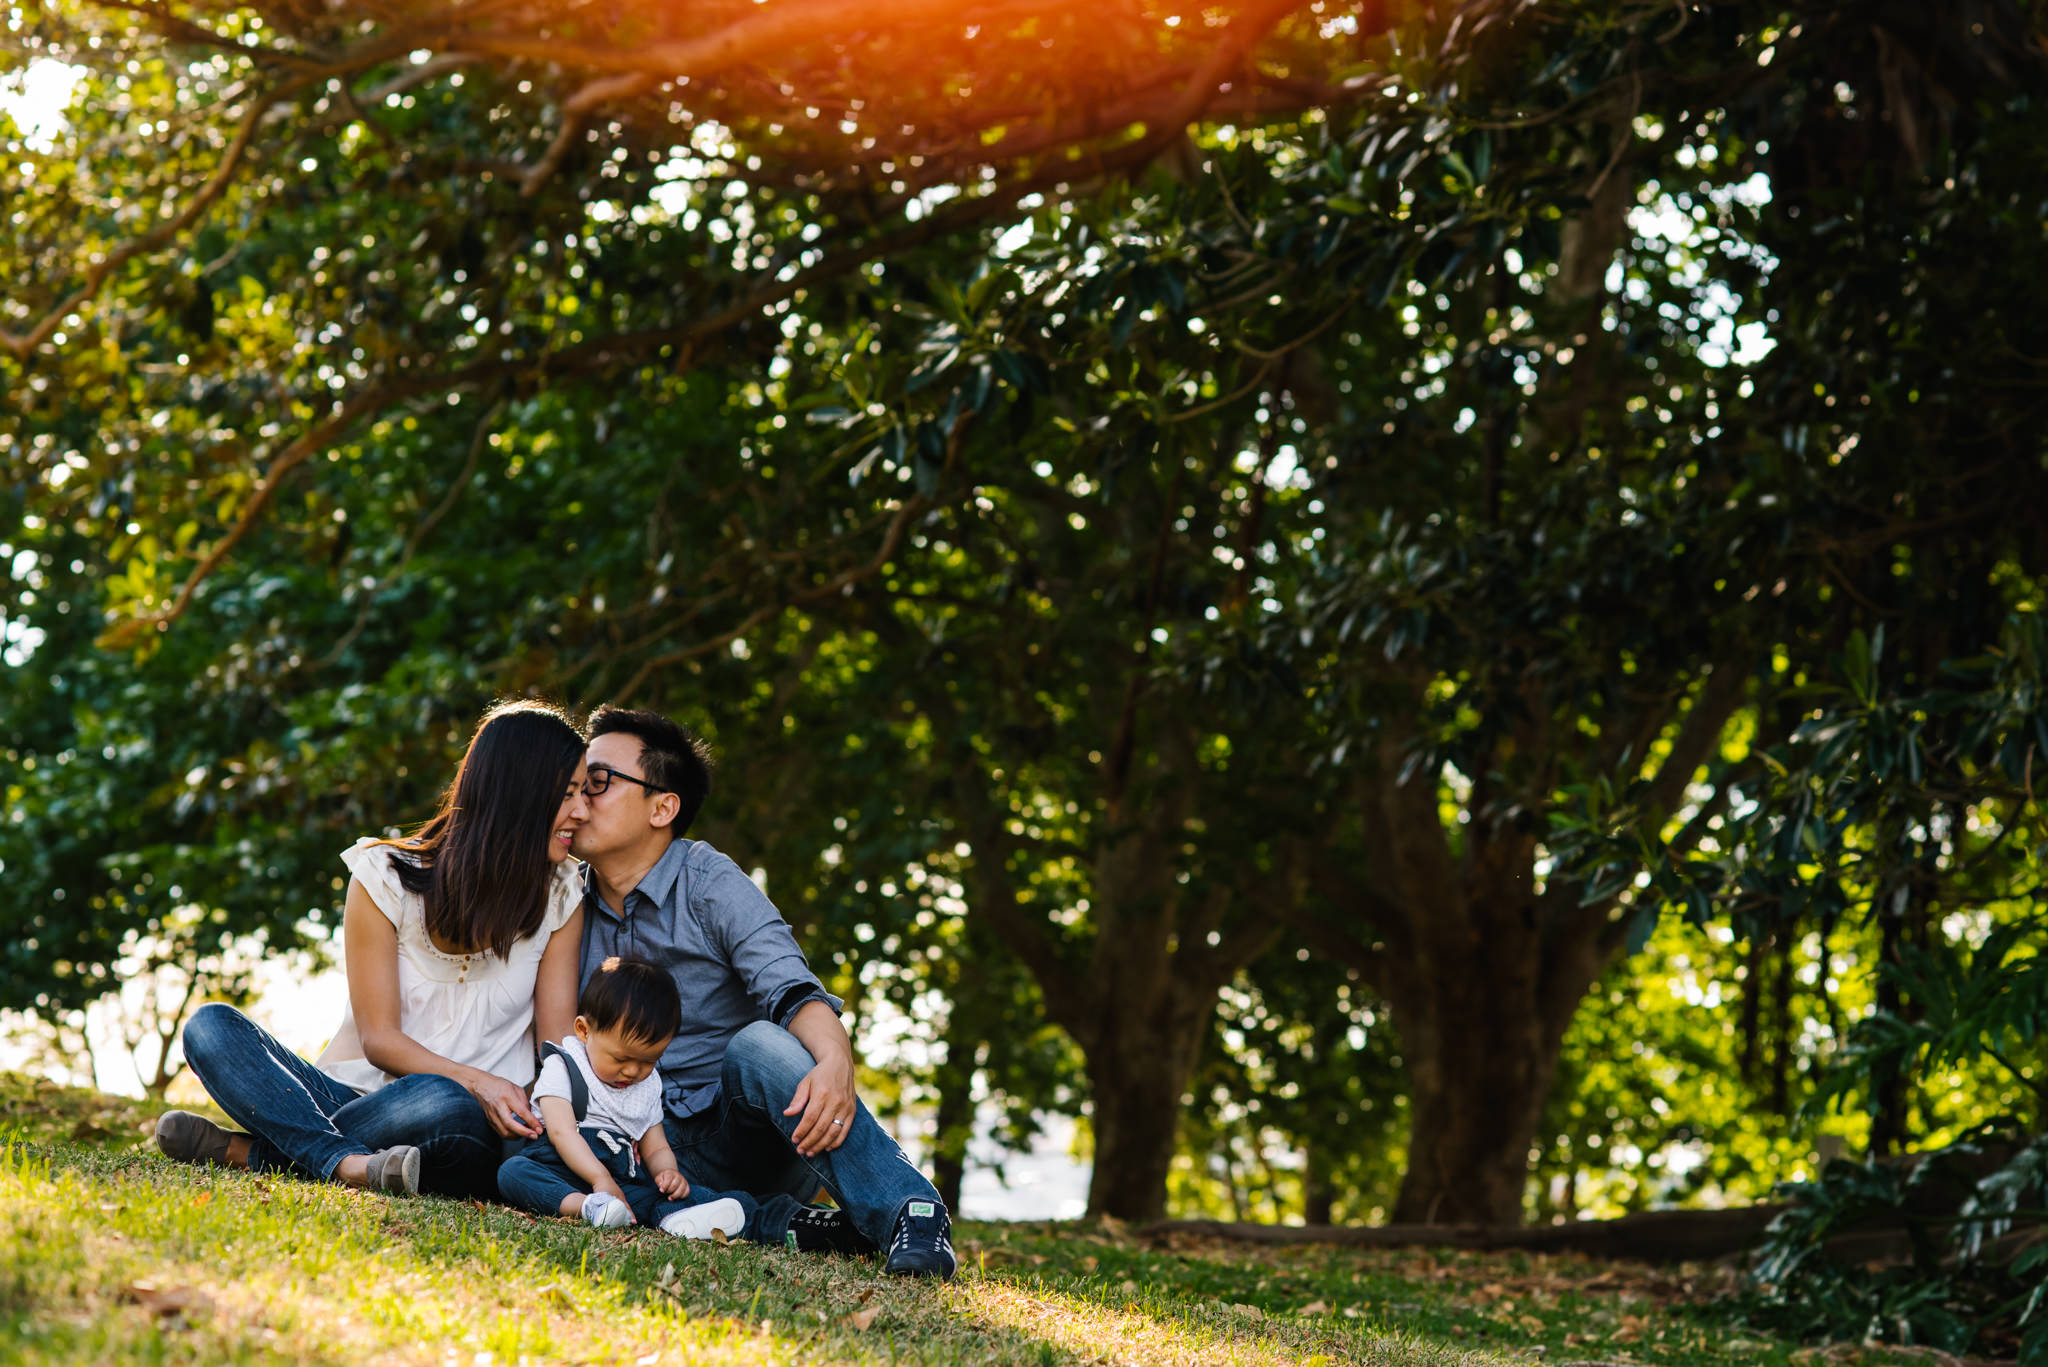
[660,1198,745,1241]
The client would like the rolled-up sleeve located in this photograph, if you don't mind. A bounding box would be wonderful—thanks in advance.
[697,854,843,1027]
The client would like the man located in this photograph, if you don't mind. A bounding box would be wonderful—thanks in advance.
[551,705,954,1277]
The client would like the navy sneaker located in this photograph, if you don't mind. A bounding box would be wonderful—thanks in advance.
[883,1200,956,1279]
[783,1205,877,1256]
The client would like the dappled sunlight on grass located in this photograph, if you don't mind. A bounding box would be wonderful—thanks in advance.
[0,1083,1833,1367]
[1,1141,805,1365]
[4,1137,1066,1365]
[952,1278,1505,1367]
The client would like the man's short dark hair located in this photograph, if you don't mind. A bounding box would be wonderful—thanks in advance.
[577,955,682,1046]
[586,705,713,835]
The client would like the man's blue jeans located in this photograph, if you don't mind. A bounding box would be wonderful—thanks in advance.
[664,1021,946,1249]
[180,1002,501,1199]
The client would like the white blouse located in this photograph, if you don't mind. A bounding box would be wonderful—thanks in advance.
[315,838,583,1095]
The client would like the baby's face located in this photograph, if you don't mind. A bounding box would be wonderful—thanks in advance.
[576,1019,670,1088]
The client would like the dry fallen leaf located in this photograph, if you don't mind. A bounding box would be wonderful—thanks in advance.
[1301,1300,1331,1316]
[123,1284,212,1320]
[848,1306,882,1331]
[535,1282,577,1312]
[189,1192,211,1209]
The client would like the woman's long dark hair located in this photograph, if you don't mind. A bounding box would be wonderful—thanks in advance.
[370,699,585,958]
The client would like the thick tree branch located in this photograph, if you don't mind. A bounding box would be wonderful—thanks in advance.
[456,0,972,80]
[1639,662,1751,820]
[97,384,410,645]
[67,0,1312,642]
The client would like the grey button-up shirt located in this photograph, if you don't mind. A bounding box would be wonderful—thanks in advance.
[578,837,842,1120]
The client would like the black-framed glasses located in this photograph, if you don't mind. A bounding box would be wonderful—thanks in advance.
[583,766,671,798]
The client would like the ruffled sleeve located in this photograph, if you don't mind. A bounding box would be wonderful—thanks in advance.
[339,837,416,929]
[542,859,586,935]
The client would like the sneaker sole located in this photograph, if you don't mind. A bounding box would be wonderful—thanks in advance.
[153,1111,234,1167]
[662,1198,745,1241]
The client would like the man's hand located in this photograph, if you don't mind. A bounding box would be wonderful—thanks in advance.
[784,1053,858,1157]
[652,1168,691,1199]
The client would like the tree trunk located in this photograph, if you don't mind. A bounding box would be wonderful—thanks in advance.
[1085,1059,1185,1220]
[1081,994,1216,1221]
[1304,1141,1335,1225]
[930,1052,975,1215]
[1383,903,1592,1226]
[1869,906,1910,1157]
[1390,998,1559,1225]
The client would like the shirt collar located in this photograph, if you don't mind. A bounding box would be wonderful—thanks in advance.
[584,836,691,919]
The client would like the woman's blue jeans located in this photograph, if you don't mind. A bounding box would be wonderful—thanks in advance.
[180,1002,501,1199]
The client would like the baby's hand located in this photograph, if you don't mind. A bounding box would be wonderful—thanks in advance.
[654,1169,690,1199]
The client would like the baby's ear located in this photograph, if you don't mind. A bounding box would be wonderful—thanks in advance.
[572,1016,591,1040]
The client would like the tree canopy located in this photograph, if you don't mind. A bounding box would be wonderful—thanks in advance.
[6,5,2047,1332]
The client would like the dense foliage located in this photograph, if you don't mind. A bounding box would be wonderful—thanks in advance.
[1745,917,2048,1361]
[5,8,2047,1341]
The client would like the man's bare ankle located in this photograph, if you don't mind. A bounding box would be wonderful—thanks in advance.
[333,1154,370,1187]
[226,1135,253,1169]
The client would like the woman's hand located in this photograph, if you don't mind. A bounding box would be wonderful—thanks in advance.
[468,1072,544,1139]
[347,881,540,1137]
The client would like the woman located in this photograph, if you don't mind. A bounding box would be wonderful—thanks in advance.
[154,699,590,1198]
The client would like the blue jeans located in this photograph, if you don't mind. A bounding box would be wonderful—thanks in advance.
[180,1002,501,1199]
[663,1021,945,1249]
[498,1125,708,1228]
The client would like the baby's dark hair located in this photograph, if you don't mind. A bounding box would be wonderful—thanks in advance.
[577,955,682,1046]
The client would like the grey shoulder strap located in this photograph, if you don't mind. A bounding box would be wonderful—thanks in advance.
[539,1041,589,1123]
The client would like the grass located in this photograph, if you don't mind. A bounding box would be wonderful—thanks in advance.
[0,1074,1985,1367]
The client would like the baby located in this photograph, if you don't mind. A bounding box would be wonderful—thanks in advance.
[497,955,743,1238]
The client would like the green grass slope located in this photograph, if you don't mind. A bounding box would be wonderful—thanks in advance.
[0,1074,1944,1367]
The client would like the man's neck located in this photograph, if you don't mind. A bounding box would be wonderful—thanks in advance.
[588,834,677,915]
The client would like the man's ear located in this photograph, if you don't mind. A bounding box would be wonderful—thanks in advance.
[649,791,682,831]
